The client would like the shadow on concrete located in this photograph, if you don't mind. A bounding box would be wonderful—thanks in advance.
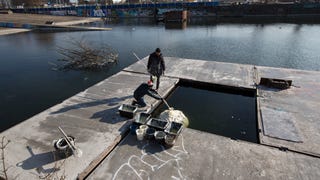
[50,95,132,115]
[91,106,122,124]
[16,146,67,174]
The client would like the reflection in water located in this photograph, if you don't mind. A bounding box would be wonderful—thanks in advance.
[294,24,302,32]
[1,21,320,132]
[33,32,55,45]
[165,21,187,30]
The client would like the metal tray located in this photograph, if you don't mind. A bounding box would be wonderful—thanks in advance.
[165,121,183,136]
[134,112,151,125]
[118,104,137,118]
[146,118,169,130]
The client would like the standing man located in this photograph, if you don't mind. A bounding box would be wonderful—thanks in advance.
[147,48,165,90]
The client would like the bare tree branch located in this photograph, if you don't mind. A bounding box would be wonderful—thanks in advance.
[55,38,118,71]
[1,136,10,180]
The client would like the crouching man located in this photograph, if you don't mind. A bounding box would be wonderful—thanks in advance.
[133,80,162,107]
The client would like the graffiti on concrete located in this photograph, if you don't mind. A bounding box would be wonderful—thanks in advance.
[67,10,77,16]
[93,9,106,17]
[93,5,106,17]
[50,10,66,16]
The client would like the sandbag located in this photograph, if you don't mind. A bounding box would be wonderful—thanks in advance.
[159,108,189,127]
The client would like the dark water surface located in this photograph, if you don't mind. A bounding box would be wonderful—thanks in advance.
[153,82,257,143]
[1,20,320,132]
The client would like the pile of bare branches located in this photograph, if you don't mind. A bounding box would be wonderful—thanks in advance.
[56,38,118,71]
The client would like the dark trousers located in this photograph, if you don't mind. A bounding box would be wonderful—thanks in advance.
[134,96,146,107]
[150,75,160,90]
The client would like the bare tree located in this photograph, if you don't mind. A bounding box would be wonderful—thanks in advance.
[11,0,25,7]
[0,0,4,8]
[0,0,11,8]
[100,0,107,5]
[0,137,10,180]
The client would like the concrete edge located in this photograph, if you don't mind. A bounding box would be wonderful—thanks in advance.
[77,134,123,180]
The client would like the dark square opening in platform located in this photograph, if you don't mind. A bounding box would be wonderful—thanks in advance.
[153,79,258,143]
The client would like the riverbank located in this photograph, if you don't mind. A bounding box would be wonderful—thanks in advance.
[0,13,101,25]
[1,57,319,179]
[0,13,104,35]
[0,27,30,35]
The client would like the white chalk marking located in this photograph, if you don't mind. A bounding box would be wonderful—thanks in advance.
[113,135,189,179]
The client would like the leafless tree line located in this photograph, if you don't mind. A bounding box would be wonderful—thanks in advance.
[10,0,46,7]
[0,1,71,8]
[1,1,115,8]
[0,0,10,9]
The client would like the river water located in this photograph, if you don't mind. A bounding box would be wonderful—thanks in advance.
[1,19,320,132]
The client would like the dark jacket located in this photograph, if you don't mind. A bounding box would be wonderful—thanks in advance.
[134,83,162,100]
[147,52,165,76]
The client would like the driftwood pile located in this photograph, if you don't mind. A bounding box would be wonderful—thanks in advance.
[56,39,118,70]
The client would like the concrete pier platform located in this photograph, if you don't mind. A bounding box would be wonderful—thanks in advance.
[0,71,177,179]
[1,57,320,179]
[127,57,320,157]
[88,129,320,180]
[256,66,320,157]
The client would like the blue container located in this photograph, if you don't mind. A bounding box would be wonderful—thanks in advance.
[145,127,156,140]
[130,124,139,135]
